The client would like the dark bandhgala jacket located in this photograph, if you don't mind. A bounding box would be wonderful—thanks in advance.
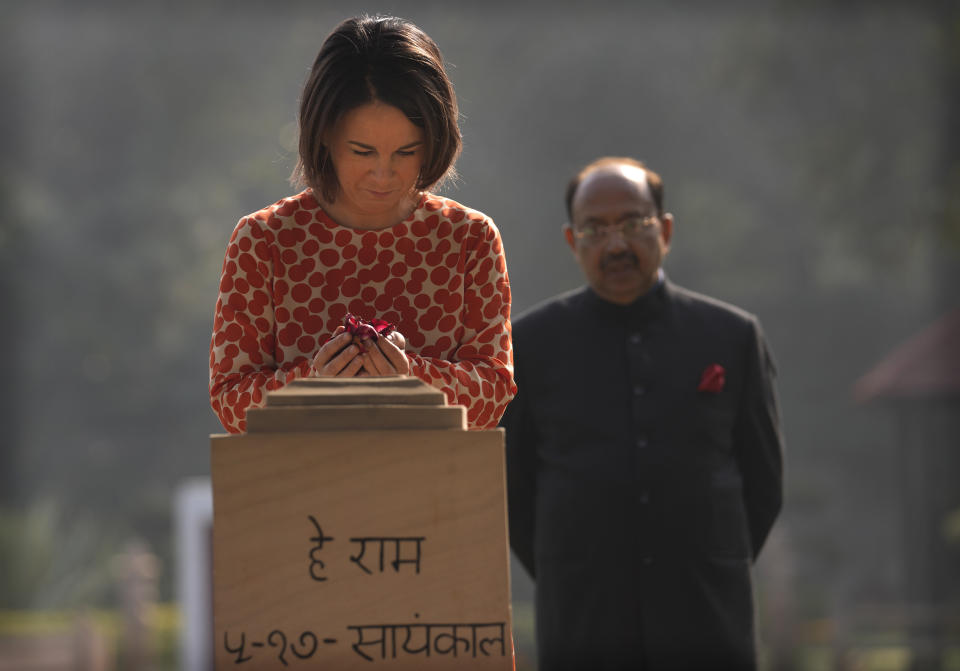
[502,280,784,671]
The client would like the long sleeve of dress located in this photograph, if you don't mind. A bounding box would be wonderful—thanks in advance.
[208,191,515,434]
[407,215,515,430]
[208,214,313,433]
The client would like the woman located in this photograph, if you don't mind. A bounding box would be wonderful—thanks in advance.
[209,15,515,433]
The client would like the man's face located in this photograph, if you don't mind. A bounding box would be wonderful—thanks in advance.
[565,164,673,305]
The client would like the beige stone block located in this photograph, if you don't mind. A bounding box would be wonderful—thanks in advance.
[211,377,512,670]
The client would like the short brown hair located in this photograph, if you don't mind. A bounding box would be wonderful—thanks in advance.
[291,16,462,202]
[565,156,664,220]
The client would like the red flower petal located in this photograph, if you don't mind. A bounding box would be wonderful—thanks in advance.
[344,313,362,335]
[369,318,395,336]
[343,313,397,341]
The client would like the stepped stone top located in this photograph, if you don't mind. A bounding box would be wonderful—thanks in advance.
[245,376,464,432]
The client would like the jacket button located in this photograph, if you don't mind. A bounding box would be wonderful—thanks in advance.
[633,384,645,396]
[641,555,654,566]
[635,437,648,449]
[639,492,650,504]
[629,333,642,345]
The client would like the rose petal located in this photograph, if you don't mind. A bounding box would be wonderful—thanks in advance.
[343,313,397,340]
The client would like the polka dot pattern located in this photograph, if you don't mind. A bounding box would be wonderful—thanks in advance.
[209,190,516,433]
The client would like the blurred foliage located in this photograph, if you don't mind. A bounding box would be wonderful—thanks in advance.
[0,502,121,609]
[0,603,180,671]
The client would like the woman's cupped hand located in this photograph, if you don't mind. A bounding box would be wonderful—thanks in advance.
[311,326,409,377]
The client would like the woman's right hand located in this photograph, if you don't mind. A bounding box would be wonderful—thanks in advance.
[311,326,364,377]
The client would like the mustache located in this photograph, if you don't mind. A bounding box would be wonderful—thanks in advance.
[600,252,639,271]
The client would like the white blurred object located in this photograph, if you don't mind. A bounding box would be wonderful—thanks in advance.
[174,478,213,671]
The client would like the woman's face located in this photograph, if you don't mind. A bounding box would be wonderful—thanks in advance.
[325,101,425,224]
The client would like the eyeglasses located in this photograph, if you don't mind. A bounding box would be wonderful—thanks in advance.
[570,215,660,244]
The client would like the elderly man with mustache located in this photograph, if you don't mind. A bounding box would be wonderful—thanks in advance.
[501,157,785,671]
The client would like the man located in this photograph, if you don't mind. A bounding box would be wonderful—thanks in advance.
[502,157,784,670]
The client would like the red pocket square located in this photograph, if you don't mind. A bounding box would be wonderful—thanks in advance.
[698,364,726,393]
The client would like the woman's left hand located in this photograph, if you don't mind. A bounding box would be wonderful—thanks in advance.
[359,330,410,376]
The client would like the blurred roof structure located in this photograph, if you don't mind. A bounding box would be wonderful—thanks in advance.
[853,308,960,403]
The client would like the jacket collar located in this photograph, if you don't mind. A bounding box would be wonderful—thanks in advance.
[582,274,672,325]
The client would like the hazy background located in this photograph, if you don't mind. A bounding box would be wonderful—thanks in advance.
[1,0,958,668]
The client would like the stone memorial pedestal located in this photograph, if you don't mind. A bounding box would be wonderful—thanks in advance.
[211,376,513,670]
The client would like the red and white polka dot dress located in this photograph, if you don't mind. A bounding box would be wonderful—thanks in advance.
[209,190,516,433]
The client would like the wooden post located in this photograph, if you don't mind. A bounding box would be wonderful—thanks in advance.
[211,377,513,670]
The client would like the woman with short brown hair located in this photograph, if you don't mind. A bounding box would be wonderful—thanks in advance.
[209,15,515,434]
[293,15,462,203]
